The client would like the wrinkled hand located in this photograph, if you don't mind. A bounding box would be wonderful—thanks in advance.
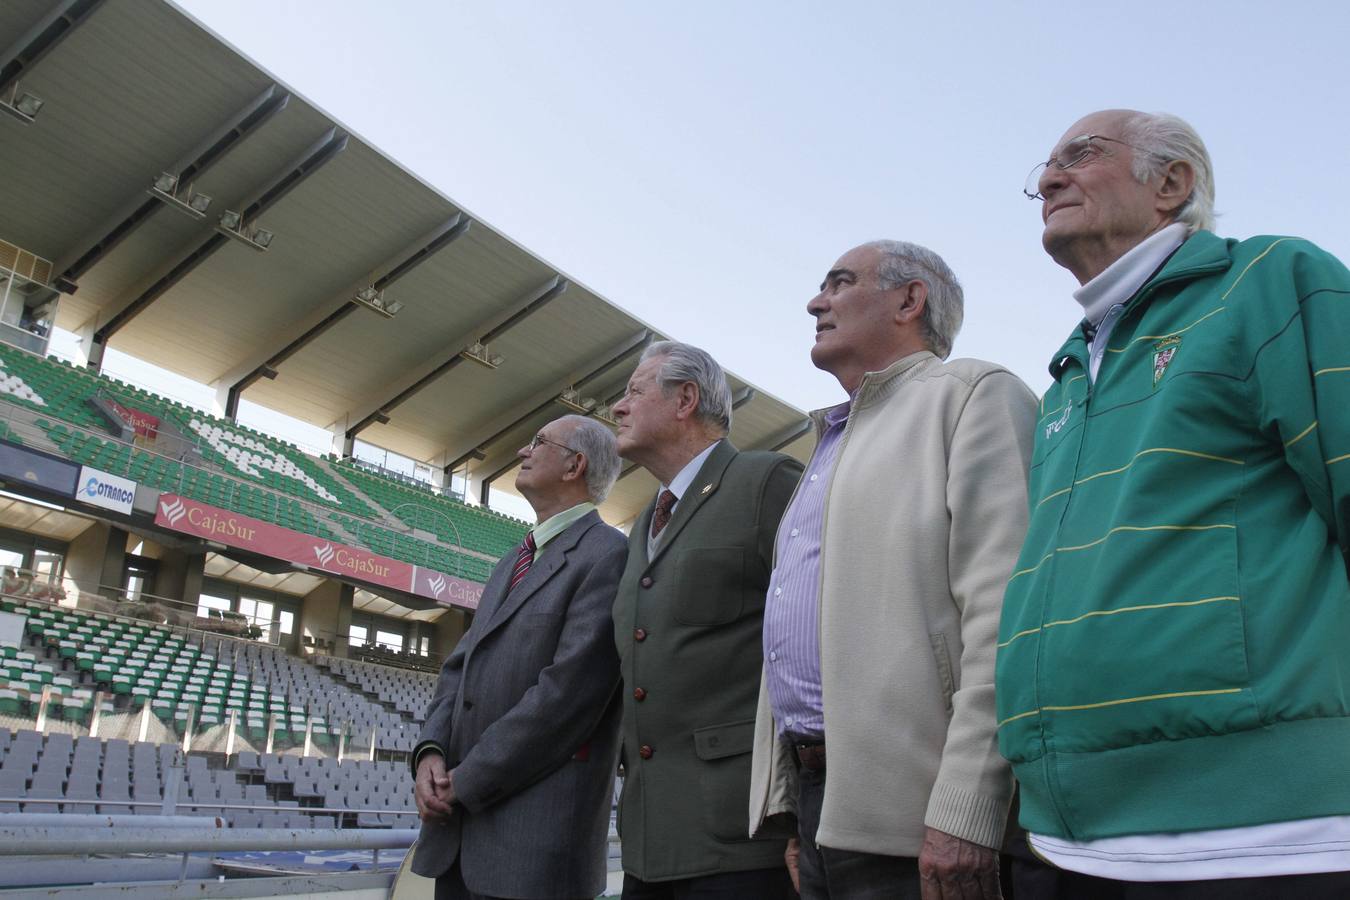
[918,827,1001,900]
[784,837,801,893]
[414,752,456,823]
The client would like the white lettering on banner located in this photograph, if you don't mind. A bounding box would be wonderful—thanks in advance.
[186,417,339,503]
[78,466,137,514]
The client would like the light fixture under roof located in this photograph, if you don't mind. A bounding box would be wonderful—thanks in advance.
[460,341,504,369]
[351,285,403,319]
[592,405,620,427]
[147,171,213,220]
[557,387,598,414]
[0,83,43,125]
[215,210,273,252]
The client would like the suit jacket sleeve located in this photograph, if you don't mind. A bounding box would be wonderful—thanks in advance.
[758,456,805,570]
[925,370,1037,847]
[451,538,626,813]
[411,622,474,774]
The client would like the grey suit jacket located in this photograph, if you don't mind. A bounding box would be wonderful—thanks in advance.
[412,510,628,899]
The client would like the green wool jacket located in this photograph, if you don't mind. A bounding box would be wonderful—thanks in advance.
[614,439,802,882]
[996,231,1350,842]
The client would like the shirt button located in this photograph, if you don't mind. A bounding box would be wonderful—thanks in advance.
[769,652,777,662]
[640,576,653,588]
[809,474,818,482]
[790,528,799,537]
[633,687,647,701]
[785,717,794,727]
[638,745,653,760]
[634,628,647,642]
[774,587,782,597]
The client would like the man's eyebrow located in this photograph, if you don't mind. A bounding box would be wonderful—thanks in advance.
[820,267,855,291]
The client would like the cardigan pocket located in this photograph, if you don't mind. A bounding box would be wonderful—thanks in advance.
[930,632,955,712]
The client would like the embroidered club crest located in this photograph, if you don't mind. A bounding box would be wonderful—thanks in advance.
[1152,337,1180,389]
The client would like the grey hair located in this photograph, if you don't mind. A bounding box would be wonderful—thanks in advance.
[1121,111,1216,234]
[862,240,964,359]
[639,341,733,434]
[558,414,620,503]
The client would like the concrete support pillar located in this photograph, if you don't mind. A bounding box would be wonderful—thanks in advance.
[153,548,205,609]
[63,522,128,601]
[432,609,468,661]
[297,578,354,657]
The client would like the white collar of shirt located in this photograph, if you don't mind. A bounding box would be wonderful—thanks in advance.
[660,440,719,507]
[1074,222,1189,326]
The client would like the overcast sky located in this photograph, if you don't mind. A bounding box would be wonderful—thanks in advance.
[165,0,1350,420]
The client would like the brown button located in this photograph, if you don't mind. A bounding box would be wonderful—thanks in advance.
[633,628,647,642]
[633,687,647,701]
[640,576,653,588]
[638,744,653,759]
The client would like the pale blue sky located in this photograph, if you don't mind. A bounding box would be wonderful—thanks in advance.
[160,0,1350,421]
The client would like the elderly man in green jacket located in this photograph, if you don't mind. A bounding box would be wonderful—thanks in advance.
[998,109,1350,898]
[611,340,802,899]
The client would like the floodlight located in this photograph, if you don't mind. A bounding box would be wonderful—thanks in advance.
[14,93,43,118]
[351,285,401,318]
[219,210,242,231]
[154,172,178,193]
[251,228,274,249]
[461,342,503,369]
[187,191,212,213]
[0,84,43,124]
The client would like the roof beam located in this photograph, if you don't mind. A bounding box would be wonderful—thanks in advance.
[89,126,348,360]
[344,275,569,441]
[760,418,814,452]
[615,385,755,481]
[474,331,654,489]
[222,214,470,418]
[54,84,290,292]
[0,0,105,97]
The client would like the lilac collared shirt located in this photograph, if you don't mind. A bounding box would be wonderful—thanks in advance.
[763,400,849,739]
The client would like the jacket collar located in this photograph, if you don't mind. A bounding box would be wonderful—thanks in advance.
[637,438,737,570]
[809,350,938,433]
[1047,230,1233,383]
[477,509,600,637]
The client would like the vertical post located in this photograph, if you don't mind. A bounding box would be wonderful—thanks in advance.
[34,685,52,732]
[138,698,152,742]
[265,712,277,755]
[368,725,376,763]
[162,762,182,815]
[225,707,238,758]
[88,690,106,738]
[303,715,314,758]
[337,720,347,763]
[182,701,197,754]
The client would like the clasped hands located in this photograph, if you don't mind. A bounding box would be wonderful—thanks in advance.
[784,827,1001,900]
[414,752,457,822]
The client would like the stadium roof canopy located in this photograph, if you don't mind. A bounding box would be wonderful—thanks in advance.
[0,0,813,529]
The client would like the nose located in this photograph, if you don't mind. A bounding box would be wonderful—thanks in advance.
[807,290,828,318]
[1038,162,1069,199]
[517,441,533,459]
[611,396,629,420]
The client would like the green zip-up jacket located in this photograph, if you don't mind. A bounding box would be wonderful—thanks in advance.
[996,230,1350,842]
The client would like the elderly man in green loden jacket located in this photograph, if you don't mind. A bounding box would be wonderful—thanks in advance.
[611,340,802,900]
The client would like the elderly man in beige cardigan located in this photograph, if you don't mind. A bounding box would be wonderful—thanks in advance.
[748,240,1037,900]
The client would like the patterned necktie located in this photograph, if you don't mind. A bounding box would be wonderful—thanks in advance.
[650,489,678,541]
[509,532,536,590]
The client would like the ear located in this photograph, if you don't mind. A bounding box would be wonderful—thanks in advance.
[894,279,928,326]
[1155,159,1196,218]
[672,381,701,422]
[563,452,588,485]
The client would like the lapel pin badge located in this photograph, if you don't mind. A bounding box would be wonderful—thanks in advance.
[700,483,712,495]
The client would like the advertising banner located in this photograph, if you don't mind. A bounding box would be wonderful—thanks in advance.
[153,493,482,609]
[107,399,161,438]
[0,442,78,496]
[77,465,137,514]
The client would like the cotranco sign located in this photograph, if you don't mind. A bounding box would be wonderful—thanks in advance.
[78,466,137,515]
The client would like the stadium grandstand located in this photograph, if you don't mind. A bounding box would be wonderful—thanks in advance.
[0,0,812,896]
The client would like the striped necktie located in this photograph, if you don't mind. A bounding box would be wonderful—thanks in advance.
[509,532,536,590]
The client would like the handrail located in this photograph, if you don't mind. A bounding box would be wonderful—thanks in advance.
[0,825,418,855]
[0,797,414,818]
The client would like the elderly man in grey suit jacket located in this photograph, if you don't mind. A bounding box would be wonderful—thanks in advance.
[412,414,629,900]
[610,341,802,900]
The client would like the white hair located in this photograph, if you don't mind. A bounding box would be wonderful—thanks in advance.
[862,240,964,359]
[639,341,733,434]
[1121,111,1216,234]
[558,415,620,503]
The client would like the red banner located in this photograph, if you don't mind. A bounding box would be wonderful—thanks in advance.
[154,493,481,609]
[108,399,161,438]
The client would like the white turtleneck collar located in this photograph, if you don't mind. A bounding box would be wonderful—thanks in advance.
[1074,222,1189,327]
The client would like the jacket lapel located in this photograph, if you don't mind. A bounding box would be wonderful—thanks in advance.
[646,439,736,569]
[477,512,597,639]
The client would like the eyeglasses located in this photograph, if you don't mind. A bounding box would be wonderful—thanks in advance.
[1023,134,1151,200]
[528,433,581,454]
